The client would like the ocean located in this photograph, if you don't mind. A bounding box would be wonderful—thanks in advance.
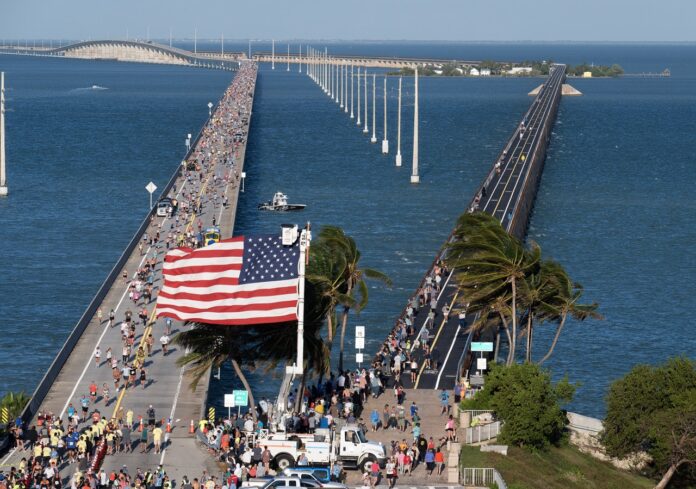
[1,42,694,418]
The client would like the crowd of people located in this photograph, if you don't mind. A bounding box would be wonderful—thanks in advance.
[0,62,259,489]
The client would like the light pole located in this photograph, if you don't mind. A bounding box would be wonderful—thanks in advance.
[356,67,361,125]
[382,76,389,154]
[411,67,420,184]
[208,102,213,117]
[396,77,402,167]
[350,64,354,119]
[371,73,377,143]
[363,69,368,133]
[241,172,246,192]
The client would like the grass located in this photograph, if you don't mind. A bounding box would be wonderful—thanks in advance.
[460,444,654,489]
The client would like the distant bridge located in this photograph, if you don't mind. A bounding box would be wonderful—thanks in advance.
[0,40,483,71]
[0,39,240,71]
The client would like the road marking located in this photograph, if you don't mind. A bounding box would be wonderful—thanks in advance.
[409,269,454,354]
[435,324,461,390]
[414,290,459,388]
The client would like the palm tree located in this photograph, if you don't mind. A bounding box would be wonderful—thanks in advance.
[318,226,391,372]
[175,324,261,424]
[447,213,540,365]
[0,391,30,420]
[537,264,602,365]
[519,260,559,363]
[306,240,351,358]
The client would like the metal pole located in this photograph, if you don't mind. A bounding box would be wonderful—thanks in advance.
[363,69,368,133]
[272,39,275,70]
[287,44,290,71]
[356,67,361,125]
[371,74,377,143]
[411,67,420,184]
[350,64,354,119]
[0,72,7,195]
[344,63,349,114]
[340,63,344,108]
[396,77,402,166]
[382,77,389,153]
[298,45,301,73]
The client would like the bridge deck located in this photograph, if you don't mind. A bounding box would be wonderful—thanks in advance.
[1,63,258,481]
[377,65,567,391]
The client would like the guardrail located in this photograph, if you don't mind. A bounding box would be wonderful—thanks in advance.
[464,421,503,445]
[462,409,496,419]
[18,79,226,424]
[460,467,507,488]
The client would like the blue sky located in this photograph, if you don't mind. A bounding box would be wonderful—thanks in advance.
[2,0,694,42]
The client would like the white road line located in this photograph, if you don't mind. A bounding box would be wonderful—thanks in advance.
[409,269,454,354]
[435,324,461,390]
[58,178,192,419]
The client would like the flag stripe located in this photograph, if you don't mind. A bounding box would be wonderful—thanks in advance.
[157,235,299,326]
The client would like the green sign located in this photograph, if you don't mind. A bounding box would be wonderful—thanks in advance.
[471,342,494,352]
[233,390,249,406]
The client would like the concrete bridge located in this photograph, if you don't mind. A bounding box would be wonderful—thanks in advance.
[253,51,481,69]
[0,40,239,70]
[0,40,483,71]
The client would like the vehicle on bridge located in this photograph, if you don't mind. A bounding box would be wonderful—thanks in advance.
[255,424,386,472]
[156,197,177,217]
[204,226,221,246]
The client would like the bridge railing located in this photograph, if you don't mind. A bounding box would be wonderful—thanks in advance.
[18,71,234,424]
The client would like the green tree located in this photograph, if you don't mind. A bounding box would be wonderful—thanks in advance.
[477,363,574,449]
[603,357,696,487]
[447,212,540,365]
[317,226,391,373]
[537,264,602,365]
[0,391,30,420]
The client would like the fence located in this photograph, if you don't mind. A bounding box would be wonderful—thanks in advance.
[464,421,503,445]
[460,467,507,488]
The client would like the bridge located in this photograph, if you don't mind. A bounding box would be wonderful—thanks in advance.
[0,40,240,70]
[0,40,483,71]
[372,63,567,391]
[1,62,258,479]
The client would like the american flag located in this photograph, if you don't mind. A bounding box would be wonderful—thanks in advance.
[157,235,300,325]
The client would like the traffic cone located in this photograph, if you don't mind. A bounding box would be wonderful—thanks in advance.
[138,416,143,432]
[166,418,172,433]
[189,420,195,434]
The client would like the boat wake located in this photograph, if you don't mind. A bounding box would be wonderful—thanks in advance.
[71,85,109,93]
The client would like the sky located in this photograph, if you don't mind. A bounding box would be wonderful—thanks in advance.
[2,0,694,42]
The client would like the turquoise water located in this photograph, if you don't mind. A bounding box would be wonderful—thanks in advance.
[1,43,695,417]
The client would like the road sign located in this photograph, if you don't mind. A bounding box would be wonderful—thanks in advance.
[355,337,365,349]
[208,407,215,423]
[1,407,8,424]
[146,181,157,209]
[355,325,365,338]
[356,353,364,364]
[233,390,248,406]
[477,358,488,371]
[224,394,236,408]
[471,342,494,352]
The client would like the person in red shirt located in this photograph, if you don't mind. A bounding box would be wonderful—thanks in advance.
[89,382,98,403]
[435,448,445,475]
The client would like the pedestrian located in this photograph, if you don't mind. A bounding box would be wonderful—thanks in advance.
[425,449,436,476]
[385,458,397,488]
[94,346,101,366]
[97,308,103,325]
[370,408,380,432]
[152,424,163,454]
[89,381,98,403]
[440,389,450,416]
[370,460,380,488]
[160,333,170,355]
[435,447,445,475]
[102,383,110,404]
[105,347,112,365]
[140,424,149,453]
[140,367,147,389]
[446,414,456,441]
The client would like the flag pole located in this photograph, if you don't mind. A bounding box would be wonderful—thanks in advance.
[288,223,310,376]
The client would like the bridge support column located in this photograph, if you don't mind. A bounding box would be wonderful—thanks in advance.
[411,67,420,184]
[382,76,389,154]
[396,76,402,166]
[0,72,7,195]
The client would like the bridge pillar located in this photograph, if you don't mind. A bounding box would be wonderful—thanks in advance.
[0,72,7,195]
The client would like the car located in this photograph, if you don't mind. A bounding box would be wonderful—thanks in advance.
[259,477,321,489]
[157,197,176,217]
[281,469,345,488]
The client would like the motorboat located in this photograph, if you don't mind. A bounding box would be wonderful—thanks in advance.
[258,192,306,212]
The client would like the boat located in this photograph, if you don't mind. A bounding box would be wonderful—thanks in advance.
[258,192,306,212]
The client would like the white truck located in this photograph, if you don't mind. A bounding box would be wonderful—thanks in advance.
[256,424,386,472]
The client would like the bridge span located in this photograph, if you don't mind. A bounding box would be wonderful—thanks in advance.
[374,64,568,391]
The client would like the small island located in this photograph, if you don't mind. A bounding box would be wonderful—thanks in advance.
[388,60,625,78]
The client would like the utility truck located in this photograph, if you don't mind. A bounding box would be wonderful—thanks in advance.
[256,423,386,472]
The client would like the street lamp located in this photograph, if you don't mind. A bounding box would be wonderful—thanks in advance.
[185,133,191,153]
[207,102,213,117]
[241,171,246,192]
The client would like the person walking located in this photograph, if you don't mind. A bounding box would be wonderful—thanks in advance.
[440,389,450,415]
[435,448,445,475]
[425,449,436,477]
